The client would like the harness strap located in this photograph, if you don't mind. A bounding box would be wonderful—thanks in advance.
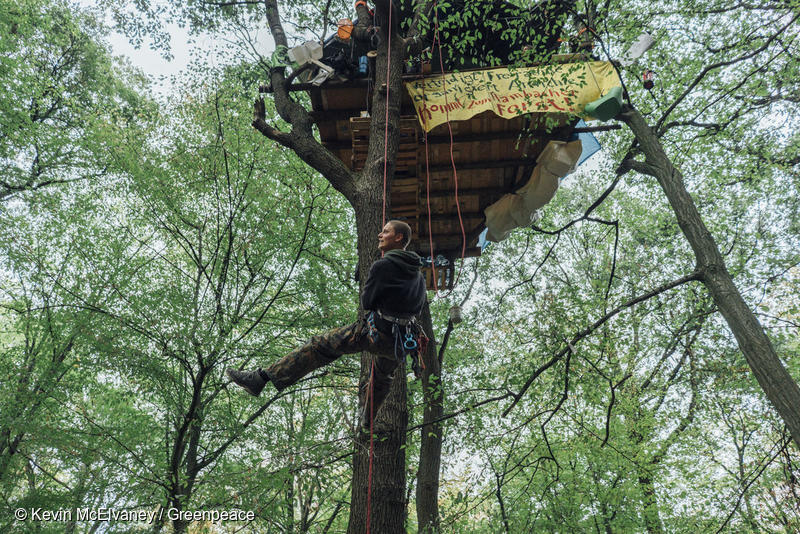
[367,310,427,374]
[376,309,416,326]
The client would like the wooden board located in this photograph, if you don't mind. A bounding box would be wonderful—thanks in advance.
[306,70,577,289]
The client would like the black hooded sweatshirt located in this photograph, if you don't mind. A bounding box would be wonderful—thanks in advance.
[360,249,426,327]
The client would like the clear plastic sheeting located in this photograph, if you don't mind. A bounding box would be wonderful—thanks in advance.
[484,139,582,242]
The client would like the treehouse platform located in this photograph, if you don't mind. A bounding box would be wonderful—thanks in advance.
[296,56,620,289]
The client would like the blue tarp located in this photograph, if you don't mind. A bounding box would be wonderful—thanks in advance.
[478,227,490,250]
[571,119,601,168]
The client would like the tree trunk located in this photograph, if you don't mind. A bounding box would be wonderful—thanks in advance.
[347,7,408,530]
[619,107,800,450]
[348,197,409,533]
[348,363,408,534]
[169,495,188,534]
[416,301,443,533]
[256,2,410,530]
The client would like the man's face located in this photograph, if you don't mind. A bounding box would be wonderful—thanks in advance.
[378,223,404,252]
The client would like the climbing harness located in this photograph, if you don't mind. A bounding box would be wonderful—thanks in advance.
[366,309,429,378]
[376,309,415,326]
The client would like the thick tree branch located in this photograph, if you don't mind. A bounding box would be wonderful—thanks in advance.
[402,0,436,59]
[620,158,658,177]
[255,2,357,201]
[620,104,800,450]
[252,98,293,147]
[263,0,287,48]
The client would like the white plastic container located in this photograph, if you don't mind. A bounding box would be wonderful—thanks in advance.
[621,33,654,66]
[287,41,323,65]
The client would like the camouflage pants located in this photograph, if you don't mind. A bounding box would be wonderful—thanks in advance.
[263,315,400,414]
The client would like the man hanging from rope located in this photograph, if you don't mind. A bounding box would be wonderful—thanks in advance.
[227,220,427,430]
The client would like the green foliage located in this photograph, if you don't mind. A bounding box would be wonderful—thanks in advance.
[0,0,153,202]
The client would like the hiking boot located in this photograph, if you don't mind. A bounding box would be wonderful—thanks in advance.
[226,368,269,396]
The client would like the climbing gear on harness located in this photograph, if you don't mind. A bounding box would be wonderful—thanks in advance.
[403,331,418,351]
[366,310,425,374]
[373,309,428,377]
[366,311,379,343]
[418,331,429,362]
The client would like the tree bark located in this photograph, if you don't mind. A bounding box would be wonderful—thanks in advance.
[346,4,409,532]
[416,301,442,533]
[349,351,408,534]
[618,106,800,450]
[347,199,408,533]
[349,203,409,532]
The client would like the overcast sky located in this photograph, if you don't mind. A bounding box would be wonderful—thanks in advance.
[110,25,193,81]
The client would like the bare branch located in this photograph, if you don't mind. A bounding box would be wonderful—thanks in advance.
[601,373,632,447]
[714,437,789,534]
[252,98,293,148]
[14,449,72,491]
[402,0,437,58]
[502,270,704,417]
[202,0,262,6]
[654,12,800,134]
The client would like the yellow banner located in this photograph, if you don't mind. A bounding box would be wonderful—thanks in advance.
[404,61,622,132]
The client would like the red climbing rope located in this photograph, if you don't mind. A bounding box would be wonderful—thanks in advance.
[419,65,439,294]
[381,0,393,229]
[424,126,439,294]
[366,359,376,533]
[366,1,469,527]
[430,2,467,296]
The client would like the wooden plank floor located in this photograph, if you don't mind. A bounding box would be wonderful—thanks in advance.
[308,73,576,288]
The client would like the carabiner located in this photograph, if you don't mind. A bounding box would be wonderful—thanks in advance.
[366,311,379,343]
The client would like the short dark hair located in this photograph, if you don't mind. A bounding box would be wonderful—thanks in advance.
[388,219,412,248]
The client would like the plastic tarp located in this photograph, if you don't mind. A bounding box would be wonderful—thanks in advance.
[484,139,582,242]
[573,119,601,167]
